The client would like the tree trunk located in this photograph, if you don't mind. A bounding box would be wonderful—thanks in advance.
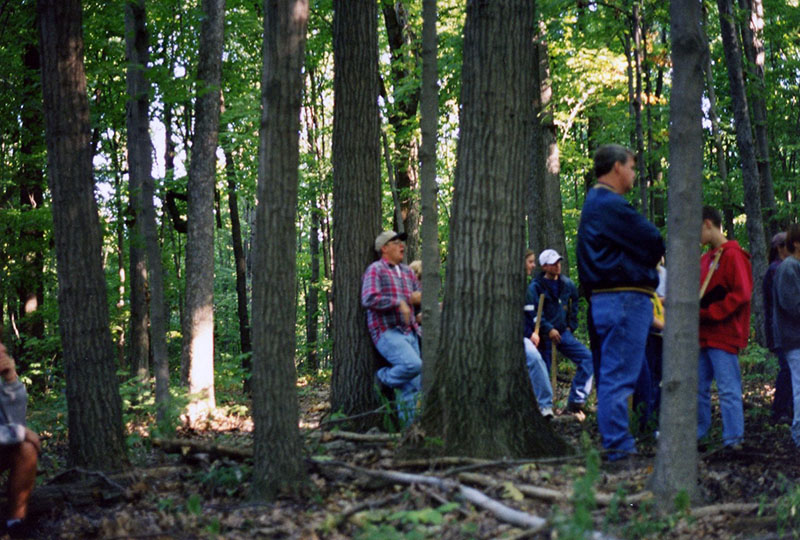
[529,38,569,275]
[419,0,440,390]
[717,0,768,347]
[381,1,421,261]
[701,4,737,240]
[329,0,383,429]
[422,0,567,458]
[306,192,320,373]
[737,0,778,239]
[250,0,309,500]
[649,0,705,505]
[632,2,648,216]
[37,0,127,469]
[223,148,252,389]
[181,0,225,419]
[15,40,46,376]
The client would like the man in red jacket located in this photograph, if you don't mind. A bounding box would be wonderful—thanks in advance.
[698,206,752,448]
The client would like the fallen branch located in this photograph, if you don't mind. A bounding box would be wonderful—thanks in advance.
[312,457,619,538]
[153,437,253,460]
[309,430,400,443]
[457,472,653,507]
[690,502,764,519]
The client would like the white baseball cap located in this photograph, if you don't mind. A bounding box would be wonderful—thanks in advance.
[374,231,407,252]
[539,249,562,266]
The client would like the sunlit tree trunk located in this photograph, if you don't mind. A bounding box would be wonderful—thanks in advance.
[37,0,127,469]
[717,0,768,346]
[251,0,309,500]
[737,0,778,239]
[649,0,704,505]
[529,38,569,275]
[423,0,567,458]
[181,0,225,419]
[329,0,383,429]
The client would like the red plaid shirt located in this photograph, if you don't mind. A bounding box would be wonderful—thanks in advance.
[361,258,420,345]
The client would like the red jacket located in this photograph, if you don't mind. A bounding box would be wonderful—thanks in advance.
[699,240,752,353]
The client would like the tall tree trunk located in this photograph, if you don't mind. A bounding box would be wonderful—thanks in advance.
[37,0,127,469]
[223,149,252,390]
[422,0,567,458]
[181,0,225,419]
[16,40,46,374]
[737,0,778,239]
[419,0,440,390]
[529,38,569,275]
[632,1,647,216]
[306,194,320,373]
[250,0,308,500]
[717,0,768,346]
[330,0,383,429]
[649,0,704,504]
[126,0,169,411]
[381,1,421,261]
[702,4,737,239]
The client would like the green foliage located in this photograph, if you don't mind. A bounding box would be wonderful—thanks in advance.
[774,478,800,537]
[352,503,460,540]
[553,432,599,539]
[118,374,189,441]
[194,461,252,497]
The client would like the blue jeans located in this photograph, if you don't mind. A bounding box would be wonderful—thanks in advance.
[541,330,594,404]
[697,347,744,446]
[773,348,794,421]
[376,329,422,423]
[525,338,553,411]
[591,292,653,460]
[784,348,800,446]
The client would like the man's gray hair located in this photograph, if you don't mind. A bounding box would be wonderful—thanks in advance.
[594,144,635,179]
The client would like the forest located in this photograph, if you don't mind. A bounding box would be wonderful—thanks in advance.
[1,0,800,537]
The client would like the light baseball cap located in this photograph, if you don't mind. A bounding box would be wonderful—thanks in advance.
[374,231,407,252]
[539,249,562,266]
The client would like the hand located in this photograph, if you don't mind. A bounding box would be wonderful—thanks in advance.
[409,291,422,306]
[416,312,423,324]
[0,344,17,383]
[529,333,540,347]
[398,300,411,325]
[548,328,562,344]
[24,428,40,455]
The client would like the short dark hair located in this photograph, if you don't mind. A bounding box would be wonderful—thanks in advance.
[702,206,722,228]
[594,144,635,178]
[786,224,800,254]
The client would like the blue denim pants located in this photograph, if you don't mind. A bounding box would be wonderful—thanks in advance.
[376,329,422,422]
[541,330,594,404]
[697,347,744,446]
[784,348,800,446]
[524,337,553,412]
[773,348,794,421]
[591,292,653,459]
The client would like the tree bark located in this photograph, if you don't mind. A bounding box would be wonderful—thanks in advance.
[223,148,252,389]
[250,0,309,500]
[649,0,705,504]
[381,1,421,261]
[37,0,127,469]
[419,0,440,390]
[329,0,383,429]
[181,0,225,419]
[529,38,569,275]
[737,0,778,239]
[422,0,567,458]
[717,0,768,347]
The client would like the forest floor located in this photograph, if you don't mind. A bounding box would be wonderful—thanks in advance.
[15,353,800,540]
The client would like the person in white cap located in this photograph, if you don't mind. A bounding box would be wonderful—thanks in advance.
[361,231,421,423]
[526,249,594,414]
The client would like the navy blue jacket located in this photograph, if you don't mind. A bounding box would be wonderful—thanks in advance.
[525,273,579,337]
[576,185,665,294]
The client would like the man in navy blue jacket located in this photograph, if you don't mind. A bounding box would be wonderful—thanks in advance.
[526,249,593,413]
[576,144,665,461]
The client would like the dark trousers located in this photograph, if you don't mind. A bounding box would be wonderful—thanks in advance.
[773,349,794,421]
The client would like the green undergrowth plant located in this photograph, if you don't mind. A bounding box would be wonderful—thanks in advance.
[773,475,800,537]
[552,432,599,539]
[350,503,462,540]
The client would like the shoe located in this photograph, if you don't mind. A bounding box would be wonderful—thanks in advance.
[540,408,554,419]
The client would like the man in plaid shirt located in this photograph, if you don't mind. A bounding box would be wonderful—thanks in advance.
[361,231,422,422]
